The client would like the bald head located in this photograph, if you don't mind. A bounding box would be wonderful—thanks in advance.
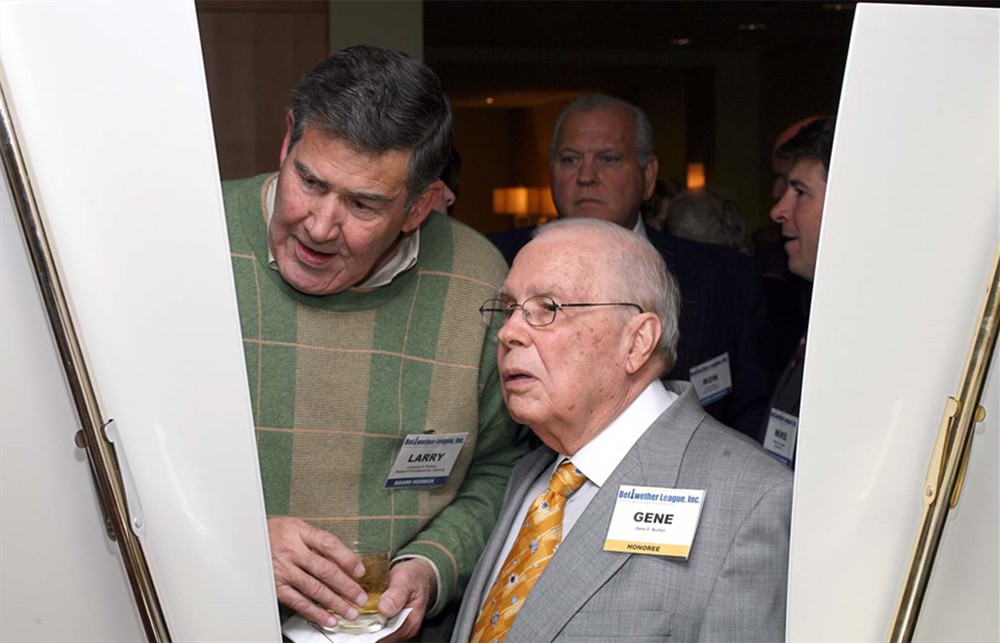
[497,218,679,453]
[530,219,679,370]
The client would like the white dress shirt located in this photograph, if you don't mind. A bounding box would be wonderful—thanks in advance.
[481,380,678,605]
[632,216,649,239]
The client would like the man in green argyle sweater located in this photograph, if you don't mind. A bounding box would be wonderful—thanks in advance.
[222,46,524,641]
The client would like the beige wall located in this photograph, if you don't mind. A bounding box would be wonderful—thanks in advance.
[328,1,423,60]
[197,1,329,180]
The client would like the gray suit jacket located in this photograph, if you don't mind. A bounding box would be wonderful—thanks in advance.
[451,382,792,642]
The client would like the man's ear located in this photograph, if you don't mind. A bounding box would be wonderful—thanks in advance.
[401,181,443,234]
[279,110,295,165]
[625,313,662,375]
[642,155,660,201]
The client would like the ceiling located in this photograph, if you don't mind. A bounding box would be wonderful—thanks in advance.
[425,0,993,52]
[424,0,859,107]
[423,0,990,108]
[425,1,858,53]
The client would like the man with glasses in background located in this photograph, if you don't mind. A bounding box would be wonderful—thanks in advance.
[454,218,791,643]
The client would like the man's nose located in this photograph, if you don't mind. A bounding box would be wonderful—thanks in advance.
[576,157,598,185]
[497,308,532,348]
[304,198,343,242]
[770,192,791,224]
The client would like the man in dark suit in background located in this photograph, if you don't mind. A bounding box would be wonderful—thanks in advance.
[490,95,772,440]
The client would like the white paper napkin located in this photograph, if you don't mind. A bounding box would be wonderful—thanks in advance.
[282,608,413,643]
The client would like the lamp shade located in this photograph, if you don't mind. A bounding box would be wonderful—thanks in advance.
[492,186,531,215]
[492,188,506,214]
[541,188,557,217]
[507,187,529,216]
[686,162,706,190]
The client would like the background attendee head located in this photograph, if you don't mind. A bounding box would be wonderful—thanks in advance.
[641,177,681,231]
[493,218,680,452]
[769,116,836,282]
[271,45,453,296]
[288,44,453,205]
[549,95,659,229]
[771,115,825,200]
[666,188,751,255]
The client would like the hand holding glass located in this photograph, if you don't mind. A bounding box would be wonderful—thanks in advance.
[323,544,390,634]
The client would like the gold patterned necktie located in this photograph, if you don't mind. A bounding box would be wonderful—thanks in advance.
[470,460,588,643]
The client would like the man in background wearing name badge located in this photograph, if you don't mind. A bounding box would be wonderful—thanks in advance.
[222,45,525,640]
[454,219,791,642]
[765,116,836,467]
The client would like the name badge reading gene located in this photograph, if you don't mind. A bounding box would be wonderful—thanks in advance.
[604,485,706,559]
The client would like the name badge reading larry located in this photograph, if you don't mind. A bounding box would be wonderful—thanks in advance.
[604,485,706,559]
[385,433,468,489]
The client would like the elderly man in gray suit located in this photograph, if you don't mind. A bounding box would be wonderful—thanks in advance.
[453,218,792,643]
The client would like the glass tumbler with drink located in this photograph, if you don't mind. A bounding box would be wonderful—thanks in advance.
[324,542,390,634]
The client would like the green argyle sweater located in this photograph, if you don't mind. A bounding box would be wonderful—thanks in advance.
[223,173,523,615]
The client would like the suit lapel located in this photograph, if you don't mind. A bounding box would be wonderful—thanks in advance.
[506,383,706,640]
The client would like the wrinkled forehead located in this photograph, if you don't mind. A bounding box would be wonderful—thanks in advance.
[504,230,611,299]
[558,107,635,149]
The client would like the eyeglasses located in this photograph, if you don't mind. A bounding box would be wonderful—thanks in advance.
[479,295,644,329]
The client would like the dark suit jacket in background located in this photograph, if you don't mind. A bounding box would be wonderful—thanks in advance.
[451,382,792,642]
[489,226,774,441]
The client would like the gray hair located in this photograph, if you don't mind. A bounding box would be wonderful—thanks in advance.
[666,189,751,255]
[533,218,680,372]
[289,45,453,206]
[549,94,655,167]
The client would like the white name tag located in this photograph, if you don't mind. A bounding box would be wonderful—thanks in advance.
[689,352,732,405]
[763,408,798,466]
[604,485,706,559]
[384,433,468,489]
